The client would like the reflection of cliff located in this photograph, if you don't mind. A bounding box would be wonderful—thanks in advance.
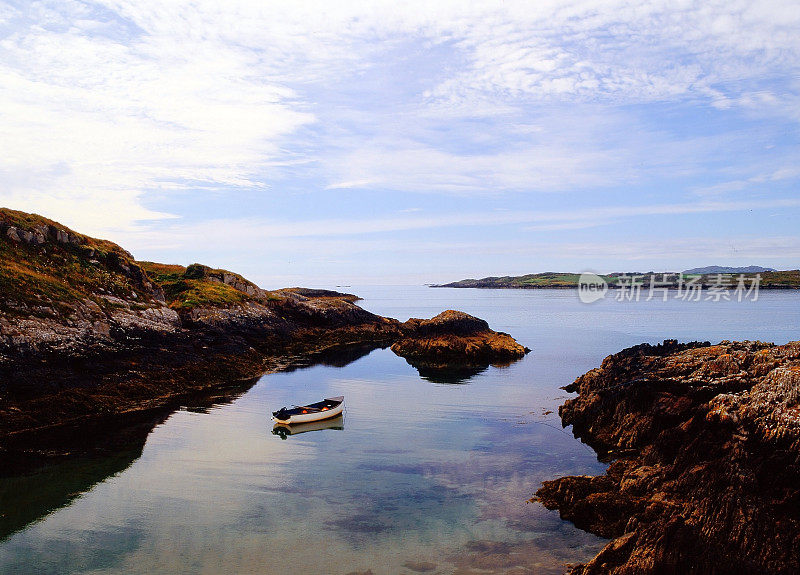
[0,376,262,541]
[0,446,143,542]
[0,341,388,540]
[0,411,163,542]
[401,358,487,384]
[283,342,382,370]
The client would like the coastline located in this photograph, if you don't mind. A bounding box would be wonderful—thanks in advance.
[535,339,800,574]
[1,299,528,453]
[433,270,800,290]
[0,209,528,458]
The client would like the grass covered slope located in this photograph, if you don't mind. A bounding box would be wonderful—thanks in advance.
[0,207,407,369]
[0,207,272,317]
[0,208,164,317]
[0,208,284,362]
[138,262,264,311]
[436,273,591,289]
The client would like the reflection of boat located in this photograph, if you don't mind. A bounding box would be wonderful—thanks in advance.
[272,396,344,424]
[272,414,344,439]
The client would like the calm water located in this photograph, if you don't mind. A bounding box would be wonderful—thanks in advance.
[1,287,798,574]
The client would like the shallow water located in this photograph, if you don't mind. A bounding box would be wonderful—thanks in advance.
[1,287,798,574]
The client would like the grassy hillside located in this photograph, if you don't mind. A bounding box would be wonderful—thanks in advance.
[758,270,800,288]
[437,270,800,289]
[438,273,609,289]
[0,208,158,316]
[0,208,273,316]
[139,262,269,310]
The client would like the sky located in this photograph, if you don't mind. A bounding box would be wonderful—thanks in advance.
[1,0,799,287]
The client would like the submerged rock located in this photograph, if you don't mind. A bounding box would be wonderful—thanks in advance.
[535,340,800,574]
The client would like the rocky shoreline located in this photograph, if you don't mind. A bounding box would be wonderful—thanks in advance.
[535,340,800,574]
[0,209,528,462]
[0,296,528,442]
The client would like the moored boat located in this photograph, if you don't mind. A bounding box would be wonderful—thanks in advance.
[272,396,344,424]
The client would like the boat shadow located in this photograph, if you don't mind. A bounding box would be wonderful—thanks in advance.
[271,414,345,439]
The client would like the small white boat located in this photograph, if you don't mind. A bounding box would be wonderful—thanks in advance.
[272,396,344,425]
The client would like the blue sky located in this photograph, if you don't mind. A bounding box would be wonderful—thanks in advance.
[1,0,799,287]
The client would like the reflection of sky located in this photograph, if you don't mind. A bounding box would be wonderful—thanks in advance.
[2,289,799,574]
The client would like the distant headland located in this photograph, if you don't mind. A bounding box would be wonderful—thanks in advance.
[434,268,800,289]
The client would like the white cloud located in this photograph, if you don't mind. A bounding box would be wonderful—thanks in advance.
[324,179,377,190]
[0,0,798,237]
[694,167,800,197]
[0,0,315,233]
[116,197,800,255]
[421,0,800,112]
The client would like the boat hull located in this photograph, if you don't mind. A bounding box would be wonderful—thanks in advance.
[272,396,344,425]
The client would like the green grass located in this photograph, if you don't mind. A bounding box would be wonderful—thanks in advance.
[0,209,155,315]
[759,270,800,288]
[513,273,586,287]
[441,270,800,289]
[164,280,249,310]
[0,209,279,315]
[138,261,254,310]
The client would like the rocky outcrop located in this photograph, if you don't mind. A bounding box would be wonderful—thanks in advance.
[392,310,529,365]
[0,289,402,435]
[535,340,800,574]
[0,210,529,441]
[390,310,529,383]
[0,299,181,365]
[279,287,361,302]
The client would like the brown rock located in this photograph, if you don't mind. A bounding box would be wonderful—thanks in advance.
[392,310,529,367]
[535,340,800,574]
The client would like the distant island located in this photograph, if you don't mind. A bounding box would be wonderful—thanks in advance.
[434,269,800,289]
[682,265,776,274]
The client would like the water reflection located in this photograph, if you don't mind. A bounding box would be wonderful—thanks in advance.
[0,376,260,543]
[398,355,521,385]
[283,342,384,371]
[272,415,345,439]
[5,288,790,574]
[0,343,378,542]
[409,361,488,384]
[0,443,145,542]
